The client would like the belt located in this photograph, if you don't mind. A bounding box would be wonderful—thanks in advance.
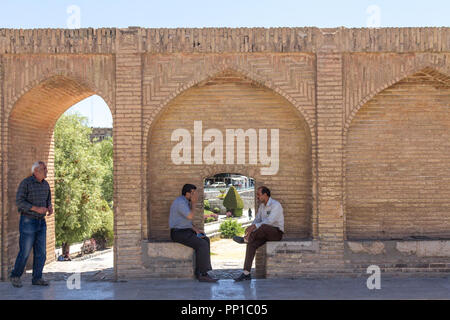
[21,212,46,220]
[171,228,192,232]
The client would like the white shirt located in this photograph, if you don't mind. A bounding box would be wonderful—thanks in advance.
[253,197,284,233]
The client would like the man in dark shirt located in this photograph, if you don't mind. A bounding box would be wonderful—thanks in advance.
[9,161,53,288]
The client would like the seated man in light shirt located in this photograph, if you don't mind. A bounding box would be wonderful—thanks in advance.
[233,186,284,282]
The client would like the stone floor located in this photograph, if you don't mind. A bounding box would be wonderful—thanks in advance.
[2,276,450,300]
[4,239,449,299]
[18,239,251,282]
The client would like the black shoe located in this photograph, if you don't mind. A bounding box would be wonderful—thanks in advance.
[32,278,49,286]
[10,276,22,288]
[198,274,218,283]
[233,236,245,244]
[234,273,251,282]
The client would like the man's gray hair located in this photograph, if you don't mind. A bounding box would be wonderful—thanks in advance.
[31,161,45,174]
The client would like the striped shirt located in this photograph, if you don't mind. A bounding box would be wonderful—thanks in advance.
[16,175,52,219]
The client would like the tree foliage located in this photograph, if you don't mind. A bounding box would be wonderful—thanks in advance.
[223,186,244,217]
[54,113,113,248]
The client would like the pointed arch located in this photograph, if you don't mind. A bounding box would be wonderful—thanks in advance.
[142,61,315,152]
[3,73,115,269]
[145,69,314,240]
[344,67,450,240]
[344,66,450,137]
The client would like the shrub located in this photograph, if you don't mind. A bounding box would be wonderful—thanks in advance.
[233,208,243,217]
[81,238,96,255]
[204,210,218,223]
[203,199,211,210]
[213,207,220,214]
[205,216,217,223]
[91,201,114,249]
[217,193,226,200]
[219,218,244,238]
[223,186,244,217]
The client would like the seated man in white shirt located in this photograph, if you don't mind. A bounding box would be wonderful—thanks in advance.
[233,186,284,281]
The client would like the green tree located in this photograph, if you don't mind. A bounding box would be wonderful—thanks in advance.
[54,113,113,254]
[94,137,113,208]
[223,186,244,217]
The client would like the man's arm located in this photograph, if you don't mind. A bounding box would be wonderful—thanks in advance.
[244,205,262,238]
[255,202,283,228]
[185,192,198,221]
[16,180,33,213]
[16,180,48,215]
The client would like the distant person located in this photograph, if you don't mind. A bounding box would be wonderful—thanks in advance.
[233,186,284,282]
[248,208,252,220]
[9,161,53,288]
[169,184,218,282]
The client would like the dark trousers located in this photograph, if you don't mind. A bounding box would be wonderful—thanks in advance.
[170,228,212,276]
[11,214,47,280]
[244,224,283,272]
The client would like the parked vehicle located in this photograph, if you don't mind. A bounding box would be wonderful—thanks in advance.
[210,182,226,188]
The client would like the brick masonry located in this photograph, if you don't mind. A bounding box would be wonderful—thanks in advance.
[0,27,449,280]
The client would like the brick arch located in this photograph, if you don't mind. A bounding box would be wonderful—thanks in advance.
[344,67,450,239]
[344,65,450,136]
[4,73,114,269]
[5,69,114,120]
[142,59,315,152]
[145,70,313,240]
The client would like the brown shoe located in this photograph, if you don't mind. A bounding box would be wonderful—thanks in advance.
[198,274,218,283]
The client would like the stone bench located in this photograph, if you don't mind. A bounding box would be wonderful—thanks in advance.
[141,241,195,279]
[256,240,319,278]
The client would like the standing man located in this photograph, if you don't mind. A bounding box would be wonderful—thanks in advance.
[9,161,53,288]
[233,186,284,281]
[169,184,218,282]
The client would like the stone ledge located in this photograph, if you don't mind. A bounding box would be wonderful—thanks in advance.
[266,240,319,255]
[346,240,450,258]
[141,241,195,279]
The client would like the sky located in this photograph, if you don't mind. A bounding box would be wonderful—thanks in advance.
[1,0,448,127]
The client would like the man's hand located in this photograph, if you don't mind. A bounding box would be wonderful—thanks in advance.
[190,190,199,205]
[31,206,48,215]
[47,206,54,216]
[192,226,205,234]
[244,224,257,242]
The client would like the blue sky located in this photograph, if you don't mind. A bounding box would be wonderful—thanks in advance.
[1,0,448,127]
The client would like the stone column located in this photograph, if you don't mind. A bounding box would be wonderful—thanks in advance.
[114,28,145,279]
[315,30,345,270]
[0,55,4,280]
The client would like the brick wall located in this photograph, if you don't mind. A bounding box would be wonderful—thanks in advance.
[346,71,450,239]
[147,71,313,240]
[0,54,115,279]
[6,76,94,269]
[0,27,448,280]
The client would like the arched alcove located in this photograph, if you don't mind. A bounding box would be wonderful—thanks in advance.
[147,70,313,240]
[6,75,114,271]
[345,69,450,239]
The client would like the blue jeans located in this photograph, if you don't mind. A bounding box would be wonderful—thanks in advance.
[10,215,47,280]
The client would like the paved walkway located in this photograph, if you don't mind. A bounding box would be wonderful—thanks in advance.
[2,276,450,300]
[4,238,450,299]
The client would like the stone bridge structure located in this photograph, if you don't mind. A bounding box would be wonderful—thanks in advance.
[0,27,449,280]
